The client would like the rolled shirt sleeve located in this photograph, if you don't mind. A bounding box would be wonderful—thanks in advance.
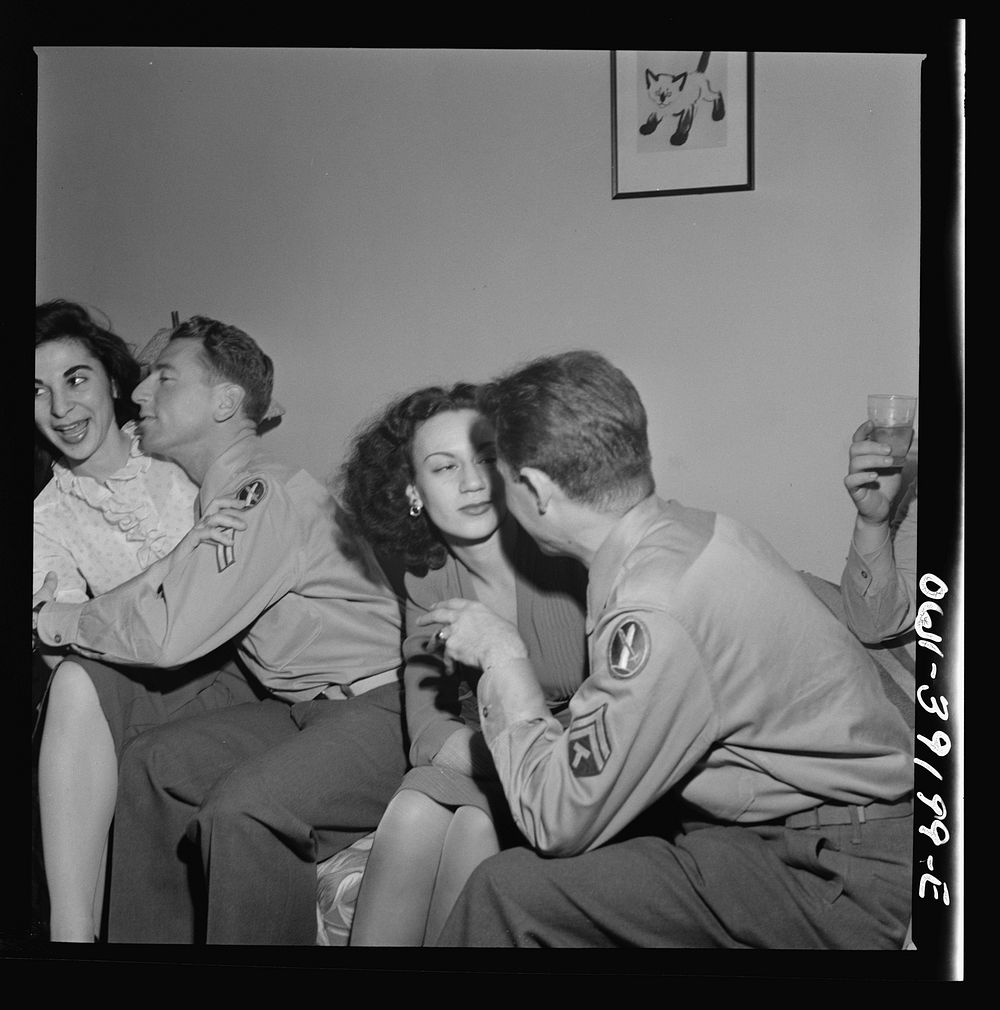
[840,492,918,644]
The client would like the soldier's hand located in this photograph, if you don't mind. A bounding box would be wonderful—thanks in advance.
[844,420,902,526]
[417,598,528,672]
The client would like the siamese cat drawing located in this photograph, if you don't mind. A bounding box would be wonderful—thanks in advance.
[640,50,726,147]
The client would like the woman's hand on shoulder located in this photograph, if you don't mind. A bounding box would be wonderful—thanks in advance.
[170,497,250,567]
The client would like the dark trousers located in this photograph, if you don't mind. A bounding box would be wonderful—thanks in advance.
[436,815,913,948]
[33,649,260,754]
[107,683,407,945]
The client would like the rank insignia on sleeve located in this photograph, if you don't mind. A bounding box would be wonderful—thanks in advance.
[568,704,611,778]
[608,617,650,679]
[215,477,268,573]
[216,540,236,573]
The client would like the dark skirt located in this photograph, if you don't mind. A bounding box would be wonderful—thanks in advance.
[397,684,572,846]
[33,647,263,756]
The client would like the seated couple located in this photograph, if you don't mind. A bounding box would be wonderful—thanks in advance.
[34,304,913,947]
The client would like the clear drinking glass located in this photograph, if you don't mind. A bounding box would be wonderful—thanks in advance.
[867,394,917,466]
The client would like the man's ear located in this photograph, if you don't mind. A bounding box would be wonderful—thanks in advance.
[517,466,557,515]
[214,383,247,422]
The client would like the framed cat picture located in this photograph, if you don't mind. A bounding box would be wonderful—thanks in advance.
[612,51,754,198]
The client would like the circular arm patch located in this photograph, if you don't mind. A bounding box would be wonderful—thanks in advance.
[608,617,650,679]
[234,477,268,509]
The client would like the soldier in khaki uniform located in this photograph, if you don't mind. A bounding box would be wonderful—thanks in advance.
[34,317,407,944]
[421,351,913,948]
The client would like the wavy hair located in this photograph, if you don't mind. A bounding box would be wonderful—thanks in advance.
[339,383,480,573]
[35,300,141,487]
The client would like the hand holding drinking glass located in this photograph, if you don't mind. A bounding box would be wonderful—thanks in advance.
[844,418,907,525]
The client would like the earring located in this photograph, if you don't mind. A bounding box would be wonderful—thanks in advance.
[409,502,423,518]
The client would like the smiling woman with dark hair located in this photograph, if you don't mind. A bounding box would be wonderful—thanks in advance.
[34,300,142,491]
[33,301,253,942]
[339,383,589,946]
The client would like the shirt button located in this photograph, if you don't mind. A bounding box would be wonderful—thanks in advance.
[860,570,869,580]
[53,634,62,643]
[481,705,490,718]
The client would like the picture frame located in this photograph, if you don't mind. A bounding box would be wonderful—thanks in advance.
[611,51,754,199]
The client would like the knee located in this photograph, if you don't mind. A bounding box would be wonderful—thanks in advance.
[191,767,317,860]
[382,789,447,834]
[195,766,270,829]
[451,804,494,835]
[42,661,105,739]
[447,805,500,854]
[48,659,97,707]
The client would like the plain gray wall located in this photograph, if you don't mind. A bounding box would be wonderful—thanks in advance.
[35,48,922,581]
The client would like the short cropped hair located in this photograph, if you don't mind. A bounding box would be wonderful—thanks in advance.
[339,383,480,573]
[480,350,654,509]
[170,316,274,425]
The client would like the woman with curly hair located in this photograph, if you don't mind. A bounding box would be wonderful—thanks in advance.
[341,383,588,945]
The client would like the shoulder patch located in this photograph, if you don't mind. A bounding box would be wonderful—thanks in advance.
[608,617,650,679]
[568,704,611,778]
[234,477,269,509]
[213,477,269,574]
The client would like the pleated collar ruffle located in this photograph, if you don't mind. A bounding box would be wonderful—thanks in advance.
[51,421,174,567]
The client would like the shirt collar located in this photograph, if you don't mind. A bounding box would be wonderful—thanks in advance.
[197,432,261,514]
[585,494,668,632]
[52,420,150,499]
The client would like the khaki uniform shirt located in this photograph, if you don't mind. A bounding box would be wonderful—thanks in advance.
[37,434,402,701]
[478,495,914,857]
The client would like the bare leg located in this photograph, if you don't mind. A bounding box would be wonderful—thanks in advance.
[349,790,452,946]
[423,805,500,945]
[38,661,117,942]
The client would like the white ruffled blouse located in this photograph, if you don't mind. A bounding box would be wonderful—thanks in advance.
[33,421,198,602]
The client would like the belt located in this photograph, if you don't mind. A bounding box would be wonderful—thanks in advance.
[783,798,913,830]
[316,669,399,701]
